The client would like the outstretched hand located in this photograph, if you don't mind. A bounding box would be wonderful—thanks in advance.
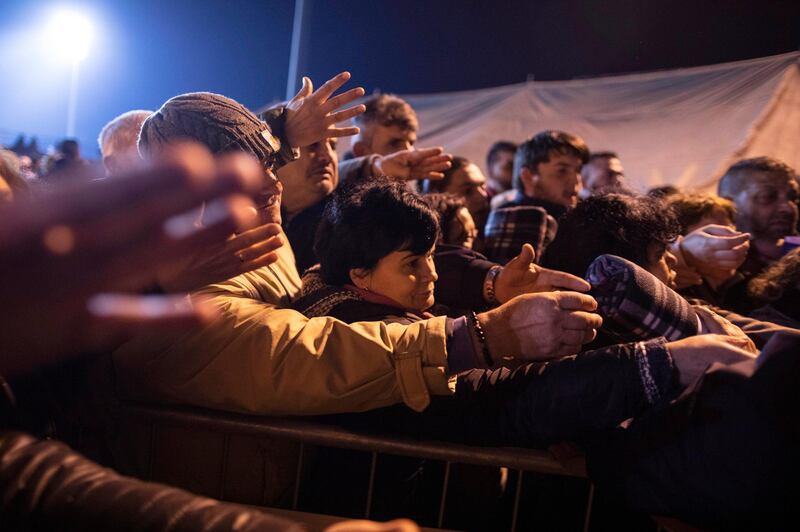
[680,224,750,275]
[478,291,602,362]
[666,334,756,387]
[325,519,419,532]
[373,147,453,181]
[0,143,265,376]
[284,72,366,148]
[156,222,285,292]
[494,243,591,303]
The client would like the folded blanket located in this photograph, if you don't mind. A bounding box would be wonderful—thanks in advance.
[586,254,699,342]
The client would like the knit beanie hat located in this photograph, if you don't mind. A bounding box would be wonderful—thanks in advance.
[138,92,281,163]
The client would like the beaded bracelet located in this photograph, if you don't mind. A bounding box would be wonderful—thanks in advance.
[468,311,494,367]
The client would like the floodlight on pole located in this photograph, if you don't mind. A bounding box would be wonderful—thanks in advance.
[45,10,94,136]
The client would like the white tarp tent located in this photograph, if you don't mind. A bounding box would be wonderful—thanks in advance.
[339,52,799,193]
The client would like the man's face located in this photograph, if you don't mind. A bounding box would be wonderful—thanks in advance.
[524,153,583,208]
[361,124,417,156]
[277,139,338,215]
[446,207,478,249]
[443,163,490,227]
[103,145,143,178]
[581,156,624,196]
[256,167,283,226]
[733,174,799,240]
[488,149,515,189]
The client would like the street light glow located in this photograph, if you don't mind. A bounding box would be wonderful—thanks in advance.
[41,8,96,136]
[45,9,94,62]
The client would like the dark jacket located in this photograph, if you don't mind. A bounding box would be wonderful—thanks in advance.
[282,197,329,275]
[433,244,496,314]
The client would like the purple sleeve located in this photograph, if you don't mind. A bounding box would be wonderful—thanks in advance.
[445,316,487,374]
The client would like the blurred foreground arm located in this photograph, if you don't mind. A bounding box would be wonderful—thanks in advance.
[0,432,304,532]
[0,144,264,376]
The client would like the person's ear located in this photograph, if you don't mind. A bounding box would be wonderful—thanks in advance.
[352,140,368,157]
[519,166,538,193]
[349,267,371,290]
[103,155,119,176]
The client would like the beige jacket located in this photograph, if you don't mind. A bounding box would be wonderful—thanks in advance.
[114,240,451,415]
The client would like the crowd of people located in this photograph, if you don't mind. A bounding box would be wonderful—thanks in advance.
[1,71,799,531]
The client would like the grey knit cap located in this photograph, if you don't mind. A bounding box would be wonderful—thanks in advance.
[138,92,280,162]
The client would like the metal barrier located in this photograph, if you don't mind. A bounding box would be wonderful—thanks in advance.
[117,402,594,531]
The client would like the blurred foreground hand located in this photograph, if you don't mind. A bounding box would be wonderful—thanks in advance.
[0,143,265,376]
[325,518,419,532]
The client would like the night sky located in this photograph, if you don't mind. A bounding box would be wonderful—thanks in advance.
[1,0,797,156]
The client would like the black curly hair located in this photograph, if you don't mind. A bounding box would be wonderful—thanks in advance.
[748,248,800,303]
[314,177,440,286]
[542,193,681,277]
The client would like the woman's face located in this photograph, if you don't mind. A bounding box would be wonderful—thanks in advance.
[446,207,478,249]
[646,242,678,289]
[351,247,438,311]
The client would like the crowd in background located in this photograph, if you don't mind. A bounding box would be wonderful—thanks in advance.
[1,73,799,531]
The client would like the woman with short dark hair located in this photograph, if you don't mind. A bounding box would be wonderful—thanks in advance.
[296,177,440,323]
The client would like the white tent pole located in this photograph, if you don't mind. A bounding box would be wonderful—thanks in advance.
[286,0,306,100]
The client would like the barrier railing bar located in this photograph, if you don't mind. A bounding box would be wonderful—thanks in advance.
[510,469,524,532]
[219,433,230,500]
[583,483,595,532]
[437,461,451,529]
[292,442,304,510]
[120,404,584,478]
[365,451,377,519]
